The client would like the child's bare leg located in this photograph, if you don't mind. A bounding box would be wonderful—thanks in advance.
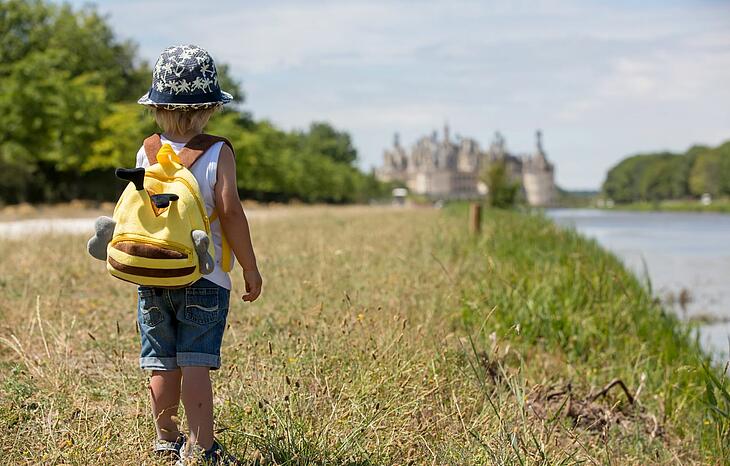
[149,369,182,441]
[181,366,214,450]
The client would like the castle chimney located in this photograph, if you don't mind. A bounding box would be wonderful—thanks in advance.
[393,132,400,148]
[443,122,450,143]
[536,129,544,153]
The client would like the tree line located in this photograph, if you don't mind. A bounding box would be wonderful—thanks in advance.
[0,0,389,205]
[602,140,730,203]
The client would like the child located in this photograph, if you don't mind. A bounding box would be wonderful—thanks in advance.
[135,44,262,464]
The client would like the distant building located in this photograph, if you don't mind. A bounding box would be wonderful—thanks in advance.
[376,125,556,206]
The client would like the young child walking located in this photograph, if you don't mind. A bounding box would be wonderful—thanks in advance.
[135,45,262,464]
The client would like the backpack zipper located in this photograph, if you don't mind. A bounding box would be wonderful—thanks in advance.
[111,233,192,256]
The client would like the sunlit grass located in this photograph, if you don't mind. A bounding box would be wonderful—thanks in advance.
[0,205,726,464]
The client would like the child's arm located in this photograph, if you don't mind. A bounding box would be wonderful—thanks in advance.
[214,145,262,302]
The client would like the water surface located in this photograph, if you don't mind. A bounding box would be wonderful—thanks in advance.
[547,209,730,360]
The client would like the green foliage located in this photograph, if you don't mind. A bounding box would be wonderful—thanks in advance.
[554,188,598,208]
[603,141,730,203]
[0,0,138,202]
[702,362,730,457]
[87,104,157,171]
[297,122,358,165]
[481,160,520,209]
[207,116,384,203]
[689,142,730,197]
[0,0,386,204]
[0,0,148,101]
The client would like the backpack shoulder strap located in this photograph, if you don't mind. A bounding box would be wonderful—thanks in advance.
[178,134,235,169]
[143,134,163,165]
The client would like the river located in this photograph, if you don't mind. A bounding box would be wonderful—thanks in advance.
[547,209,730,361]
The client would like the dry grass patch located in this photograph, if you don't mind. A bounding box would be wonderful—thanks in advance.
[0,205,725,464]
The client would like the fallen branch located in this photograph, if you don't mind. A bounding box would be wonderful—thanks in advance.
[590,378,634,405]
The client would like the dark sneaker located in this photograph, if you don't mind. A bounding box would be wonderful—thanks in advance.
[154,432,187,459]
[176,439,240,465]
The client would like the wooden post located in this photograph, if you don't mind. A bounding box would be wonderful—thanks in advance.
[469,202,482,235]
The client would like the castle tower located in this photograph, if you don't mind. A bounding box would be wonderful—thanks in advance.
[522,129,556,206]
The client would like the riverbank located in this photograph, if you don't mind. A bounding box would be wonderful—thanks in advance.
[548,208,730,361]
[600,198,730,213]
[0,206,726,463]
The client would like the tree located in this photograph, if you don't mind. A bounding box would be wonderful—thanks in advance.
[482,160,520,209]
[0,0,147,201]
[604,152,690,202]
[1,1,148,101]
[0,0,387,205]
[298,122,358,165]
[603,141,730,203]
[87,103,157,170]
[688,143,730,197]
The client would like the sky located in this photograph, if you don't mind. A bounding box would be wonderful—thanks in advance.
[61,0,730,189]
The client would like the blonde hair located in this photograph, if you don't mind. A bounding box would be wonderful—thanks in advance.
[152,106,220,135]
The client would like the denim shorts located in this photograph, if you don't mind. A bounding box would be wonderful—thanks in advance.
[137,278,230,371]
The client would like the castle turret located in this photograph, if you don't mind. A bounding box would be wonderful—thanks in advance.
[376,131,409,183]
[522,129,555,206]
[529,129,549,170]
[488,131,506,160]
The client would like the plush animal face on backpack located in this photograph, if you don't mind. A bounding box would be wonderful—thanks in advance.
[87,143,215,287]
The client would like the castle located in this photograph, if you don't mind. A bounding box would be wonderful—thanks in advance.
[376,125,556,206]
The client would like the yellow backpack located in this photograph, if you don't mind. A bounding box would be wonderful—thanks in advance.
[87,134,234,287]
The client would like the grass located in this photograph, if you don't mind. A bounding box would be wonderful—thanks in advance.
[604,198,730,213]
[0,204,728,464]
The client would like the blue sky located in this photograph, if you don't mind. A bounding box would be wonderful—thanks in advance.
[61,0,730,189]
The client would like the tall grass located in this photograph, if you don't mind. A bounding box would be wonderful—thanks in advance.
[0,205,726,464]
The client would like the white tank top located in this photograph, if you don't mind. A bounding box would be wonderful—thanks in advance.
[135,135,233,290]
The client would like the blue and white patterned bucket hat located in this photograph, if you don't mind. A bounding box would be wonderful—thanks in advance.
[138,44,233,111]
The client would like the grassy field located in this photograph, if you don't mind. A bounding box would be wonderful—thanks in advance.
[0,205,728,465]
